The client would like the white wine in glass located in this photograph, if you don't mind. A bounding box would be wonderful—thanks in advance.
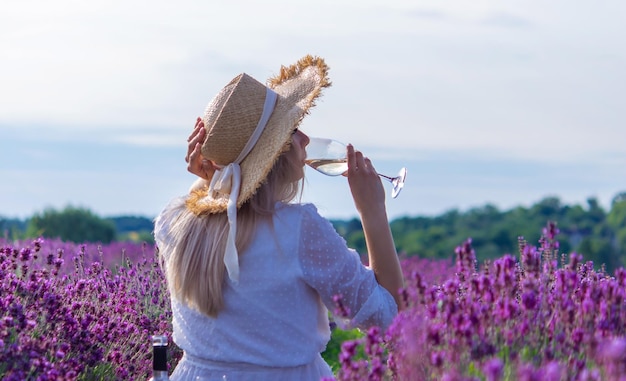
[305,137,407,198]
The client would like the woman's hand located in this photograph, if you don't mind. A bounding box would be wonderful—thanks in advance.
[186,117,217,181]
[346,144,404,309]
[346,144,386,216]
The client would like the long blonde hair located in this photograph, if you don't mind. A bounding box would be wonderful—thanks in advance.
[162,147,303,317]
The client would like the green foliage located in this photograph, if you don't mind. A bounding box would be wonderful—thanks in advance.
[335,192,626,273]
[25,206,116,244]
[107,216,154,233]
[4,210,157,245]
[4,191,626,270]
[116,230,156,244]
[0,217,27,240]
[108,216,155,244]
[77,364,117,381]
[322,327,364,373]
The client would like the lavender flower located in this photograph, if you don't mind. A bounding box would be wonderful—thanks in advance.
[334,222,626,380]
[0,237,181,379]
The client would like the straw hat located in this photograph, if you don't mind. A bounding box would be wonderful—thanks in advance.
[186,55,331,216]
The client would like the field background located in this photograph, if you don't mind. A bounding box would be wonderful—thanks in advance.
[1,192,625,379]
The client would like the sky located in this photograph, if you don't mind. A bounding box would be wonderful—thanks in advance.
[1,0,625,221]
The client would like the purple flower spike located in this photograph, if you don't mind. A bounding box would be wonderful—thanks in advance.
[483,358,504,381]
[332,294,351,319]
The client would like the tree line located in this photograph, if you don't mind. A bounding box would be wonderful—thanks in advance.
[0,206,155,244]
[336,192,626,273]
[2,191,625,272]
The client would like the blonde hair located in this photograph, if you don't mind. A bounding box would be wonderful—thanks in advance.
[162,146,303,317]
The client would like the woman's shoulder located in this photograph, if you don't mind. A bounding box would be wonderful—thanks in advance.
[274,202,337,233]
[275,202,319,217]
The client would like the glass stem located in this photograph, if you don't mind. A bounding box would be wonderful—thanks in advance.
[377,173,394,182]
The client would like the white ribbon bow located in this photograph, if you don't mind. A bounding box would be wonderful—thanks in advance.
[208,88,277,283]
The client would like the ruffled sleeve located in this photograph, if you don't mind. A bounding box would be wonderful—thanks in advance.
[297,204,397,330]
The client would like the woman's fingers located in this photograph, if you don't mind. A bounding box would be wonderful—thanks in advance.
[346,144,386,213]
[185,117,211,179]
[347,144,356,173]
[187,117,202,142]
[187,142,202,171]
[185,118,205,163]
[348,144,376,176]
[187,143,218,180]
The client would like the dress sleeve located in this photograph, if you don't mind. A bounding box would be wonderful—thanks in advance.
[297,205,398,331]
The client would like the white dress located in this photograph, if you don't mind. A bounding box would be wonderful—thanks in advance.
[154,200,397,381]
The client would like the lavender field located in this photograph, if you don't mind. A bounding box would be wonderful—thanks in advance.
[2,223,626,380]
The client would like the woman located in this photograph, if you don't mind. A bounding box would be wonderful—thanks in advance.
[154,55,404,380]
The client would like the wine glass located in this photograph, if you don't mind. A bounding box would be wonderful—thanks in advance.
[305,137,407,198]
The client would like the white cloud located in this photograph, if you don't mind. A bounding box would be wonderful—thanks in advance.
[1,0,624,218]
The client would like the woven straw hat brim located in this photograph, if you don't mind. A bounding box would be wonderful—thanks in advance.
[187,55,331,215]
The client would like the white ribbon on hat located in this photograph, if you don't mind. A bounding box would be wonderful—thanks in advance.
[208,87,278,283]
